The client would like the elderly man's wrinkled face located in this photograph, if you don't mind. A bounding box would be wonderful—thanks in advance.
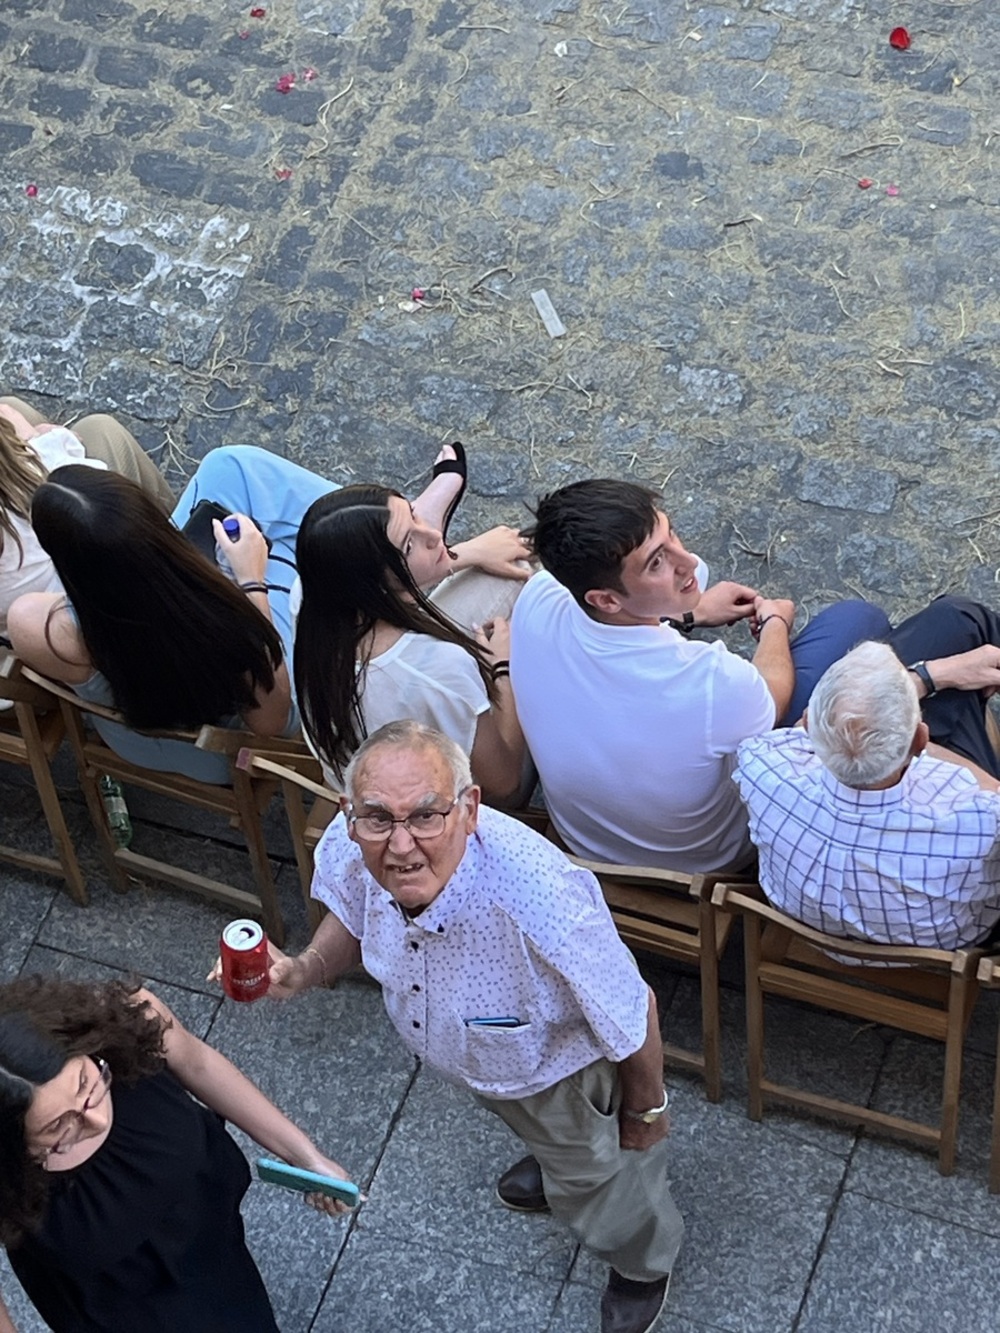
[345,743,480,913]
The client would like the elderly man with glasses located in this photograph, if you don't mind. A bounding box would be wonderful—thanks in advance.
[267,719,683,1333]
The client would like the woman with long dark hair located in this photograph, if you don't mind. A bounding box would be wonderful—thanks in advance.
[0,975,350,1333]
[294,485,529,803]
[0,396,174,632]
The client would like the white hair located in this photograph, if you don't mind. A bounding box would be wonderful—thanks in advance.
[808,641,920,787]
[343,720,474,805]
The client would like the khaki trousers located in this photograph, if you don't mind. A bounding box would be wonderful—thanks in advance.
[477,1059,685,1282]
[1,396,175,512]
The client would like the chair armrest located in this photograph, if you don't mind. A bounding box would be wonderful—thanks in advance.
[236,747,340,801]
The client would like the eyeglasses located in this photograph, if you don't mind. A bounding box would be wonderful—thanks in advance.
[349,797,463,842]
[38,1058,113,1160]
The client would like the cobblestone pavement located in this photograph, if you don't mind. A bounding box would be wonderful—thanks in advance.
[1,0,1000,1330]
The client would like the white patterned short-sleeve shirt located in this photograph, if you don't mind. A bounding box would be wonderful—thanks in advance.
[734,728,1000,949]
[312,806,650,1099]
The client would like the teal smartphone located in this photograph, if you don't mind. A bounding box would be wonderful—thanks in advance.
[255,1157,360,1207]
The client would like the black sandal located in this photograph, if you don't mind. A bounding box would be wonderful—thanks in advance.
[432,440,467,545]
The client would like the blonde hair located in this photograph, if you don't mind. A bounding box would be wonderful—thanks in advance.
[0,418,46,563]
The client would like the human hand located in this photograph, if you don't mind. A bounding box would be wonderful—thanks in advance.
[300,1151,364,1217]
[205,943,312,1000]
[695,581,758,627]
[618,1109,671,1152]
[929,645,1000,696]
[212,513,269,585]
[450,527,533,581]
[474,616,511,664]
[750,596,796,639]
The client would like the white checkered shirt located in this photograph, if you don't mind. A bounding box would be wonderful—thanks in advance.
[733,728,1000,950]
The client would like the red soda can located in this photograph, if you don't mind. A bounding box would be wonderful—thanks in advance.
[220,919,270,1002]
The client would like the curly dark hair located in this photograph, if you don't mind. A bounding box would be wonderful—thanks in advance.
[0,976,167,1247]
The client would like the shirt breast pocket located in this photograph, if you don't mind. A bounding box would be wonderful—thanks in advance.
[455,1015,541,1089]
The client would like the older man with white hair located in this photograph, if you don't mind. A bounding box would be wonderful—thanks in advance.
[264,719,684,1333]
[734,597,1000,949]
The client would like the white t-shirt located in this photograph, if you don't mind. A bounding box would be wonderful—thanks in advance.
[305,629,490,788]
[0,428,106,631]
[510,571,775,873]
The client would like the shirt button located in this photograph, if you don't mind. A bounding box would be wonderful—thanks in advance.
[412,1020,421,1029]
[410,941,419,951]
[412,984,421,993]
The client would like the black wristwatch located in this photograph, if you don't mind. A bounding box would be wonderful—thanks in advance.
[907,661,937,699]
[664,612,695,634]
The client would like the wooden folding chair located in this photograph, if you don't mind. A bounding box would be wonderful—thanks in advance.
[557,858,741,1102]
[0,651,87,903]
[19,666,298,946]
[975,955,1000,1192]
[713,883,982,1174]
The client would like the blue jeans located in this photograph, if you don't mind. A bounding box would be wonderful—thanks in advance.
[172,446,339,665]
[782,600,893,725]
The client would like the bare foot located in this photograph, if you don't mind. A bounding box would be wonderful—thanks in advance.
[411,444,463,532]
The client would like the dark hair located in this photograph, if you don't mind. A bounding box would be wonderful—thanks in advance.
[0,976,165,1246]
[523,479,660,610]
[294,485,495,774]
[31,465,283,730]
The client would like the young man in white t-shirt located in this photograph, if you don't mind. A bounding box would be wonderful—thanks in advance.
[510,479,888,873]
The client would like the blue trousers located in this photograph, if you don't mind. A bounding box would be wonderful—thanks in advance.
[782,599,892,725]
[172,446,338,665]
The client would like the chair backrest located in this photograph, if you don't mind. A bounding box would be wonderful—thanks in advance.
[18,665,294,945]
[713,881,982,1173]
[0,652,87,903]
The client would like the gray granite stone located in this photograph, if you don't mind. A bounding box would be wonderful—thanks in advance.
[798,1192,1000,1332]
[0,870,58,982]
[798,459,898,513]
[362,1066,578,1281]
[37,863,237,994]
[571,1082,846,1332]
[18,942,220,1037]
[312,1228,563,1332]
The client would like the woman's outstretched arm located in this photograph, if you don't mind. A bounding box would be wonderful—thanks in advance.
[135,988,353,1215]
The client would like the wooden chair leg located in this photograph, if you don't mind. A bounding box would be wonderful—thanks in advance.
[57,701,130,893]
[14,702,88,905]
[938,970,967,1176]
[232,767,285,949]
[991,1013,1000,1194]
[698,895,722,1103]
[744,914,765,1122]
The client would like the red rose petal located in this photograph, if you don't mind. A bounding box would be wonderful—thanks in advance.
[411,287,426,301]
[302,66,318,81]
[250,7,266,16]
[275,72,296,93]
[238,29,250,38]
[274,167,293,180]
[25,183,38,197]
[885,184,900,197]
[889,26,911,50]
[857,177,873,189]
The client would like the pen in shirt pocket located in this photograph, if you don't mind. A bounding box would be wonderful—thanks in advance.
[464,1016,527,1029]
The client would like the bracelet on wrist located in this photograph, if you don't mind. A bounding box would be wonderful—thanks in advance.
[239,581,270,595]
[756,613,792,636]
[302,945,328,987]
[491,659,510,681]
[665,611,696,634]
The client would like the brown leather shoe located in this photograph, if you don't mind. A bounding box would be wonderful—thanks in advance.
[496,1155,550,1213]
[600,1269,671,1333]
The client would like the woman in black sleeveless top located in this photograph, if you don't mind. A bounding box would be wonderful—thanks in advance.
[0,976,353,1333]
